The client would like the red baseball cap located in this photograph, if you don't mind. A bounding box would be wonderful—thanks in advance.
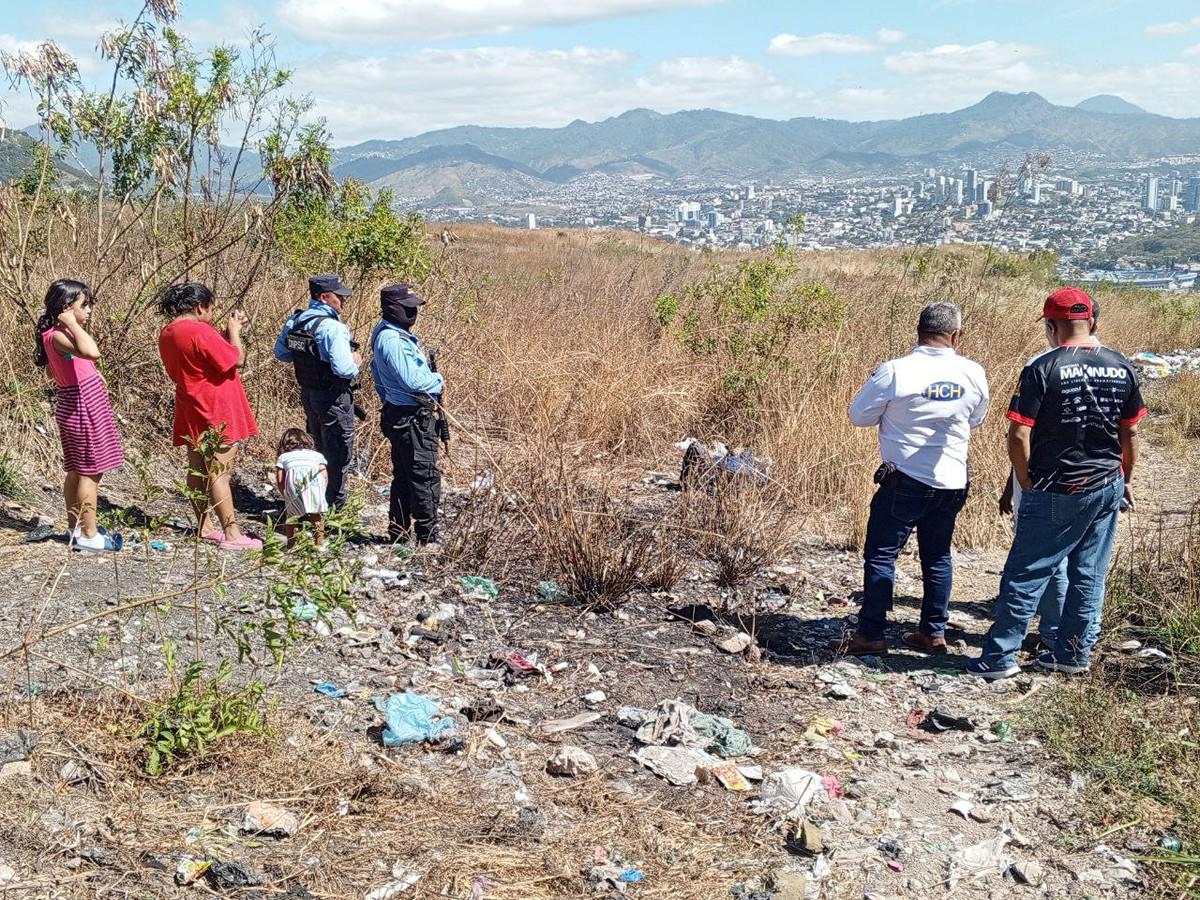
[1042,286,1094,321]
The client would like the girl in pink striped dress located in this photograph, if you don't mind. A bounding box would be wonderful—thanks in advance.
[36,280,125,552]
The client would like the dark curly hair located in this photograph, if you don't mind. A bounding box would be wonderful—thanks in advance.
[35,279,95,368]
[156,282,215,318]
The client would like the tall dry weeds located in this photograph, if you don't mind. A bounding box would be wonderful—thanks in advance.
[3,212,1199,551]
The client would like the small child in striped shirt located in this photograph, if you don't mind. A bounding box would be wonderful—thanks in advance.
[274,428,328,547]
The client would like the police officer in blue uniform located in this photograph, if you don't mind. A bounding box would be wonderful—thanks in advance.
[370,283,444,546]
[273,274,361,509]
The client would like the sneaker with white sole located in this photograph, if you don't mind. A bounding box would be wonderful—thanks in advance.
[1035,651,1090,675]
[965,658,1022,680]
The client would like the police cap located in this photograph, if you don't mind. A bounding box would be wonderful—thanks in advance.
[309,274,352,299]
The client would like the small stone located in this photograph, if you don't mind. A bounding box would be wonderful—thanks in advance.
[59,760,88,785]
[1117,639,1142,652]
[1010,859,1044,886]
[874,731,898,749]
[0,761,31,782]
[716,630,754,654]
[484,728,507,749]
[969,805,994,824]
[583,690,607,705]
[827,683,858,700]
[786,819,824,856]
[546,746,598,778]
[769,870,810,900]
[0,864,15,884]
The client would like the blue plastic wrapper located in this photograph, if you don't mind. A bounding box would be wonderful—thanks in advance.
[376,692,457,746]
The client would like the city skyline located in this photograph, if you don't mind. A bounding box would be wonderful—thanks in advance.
[3,0,1200,145]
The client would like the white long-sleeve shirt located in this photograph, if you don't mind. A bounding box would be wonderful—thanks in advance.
[849,345,990,490]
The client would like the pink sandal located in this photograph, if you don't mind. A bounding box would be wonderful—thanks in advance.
[200,530,225,544]
[219,534,262,551]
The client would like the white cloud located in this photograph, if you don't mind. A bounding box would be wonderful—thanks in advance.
[883,41,1044,76]
[1146,16,1200,36]
[1184,43,1200,58]
[768,28,905,58]
[276,0,724,42]
[293,46,812,144]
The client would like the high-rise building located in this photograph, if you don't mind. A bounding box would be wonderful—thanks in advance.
[527,213,537,230]
[975,181,989,205]
[965,169,978,198]
[1031,183,1042,205]
[1185,177,1200,212]
[951,179,964,206]
[978,200,993,218]
[1143,176,1160,212]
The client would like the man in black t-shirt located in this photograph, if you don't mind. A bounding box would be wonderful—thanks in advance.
[968,287,1145,680]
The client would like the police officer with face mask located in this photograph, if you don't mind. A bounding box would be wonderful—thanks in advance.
[273,274,361,509]
[370,283,444,547]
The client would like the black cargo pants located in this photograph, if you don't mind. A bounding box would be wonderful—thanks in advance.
[300,387,355,508]
[381,403,442,544]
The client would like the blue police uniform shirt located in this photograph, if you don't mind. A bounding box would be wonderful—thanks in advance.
[272,301,360,380]
[370,321,444,406]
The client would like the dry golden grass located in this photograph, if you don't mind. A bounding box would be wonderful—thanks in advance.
[4,215,1199,554]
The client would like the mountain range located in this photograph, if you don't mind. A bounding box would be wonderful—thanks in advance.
[6,92,1199,205]
[328,92,1200,204]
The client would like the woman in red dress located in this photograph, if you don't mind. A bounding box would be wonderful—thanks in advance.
[157,283,261,551]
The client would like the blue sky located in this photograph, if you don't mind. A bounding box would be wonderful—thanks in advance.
[3,0,1200,145]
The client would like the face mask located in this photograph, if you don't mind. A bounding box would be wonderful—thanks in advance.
[382,299,419,330]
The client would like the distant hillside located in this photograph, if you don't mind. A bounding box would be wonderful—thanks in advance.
[0,131,92,186]
[329,92,1200,199]
[1090,224,1200,268]
[1075,95,1149,116]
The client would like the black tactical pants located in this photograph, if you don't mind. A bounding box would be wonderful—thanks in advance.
[300,387,355,508]
[381,404,442,544]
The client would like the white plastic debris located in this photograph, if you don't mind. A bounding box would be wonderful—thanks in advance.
[365,865,421,900]
[751,769,825,820]
[949,834,1012,886]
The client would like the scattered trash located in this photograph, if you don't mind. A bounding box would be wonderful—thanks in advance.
[679,438,772,488]
[990,721,1014,742]
[1137,647,1169,660]
[785,819,824,856]
[821,774,844,799]
[149,540,172,552]
[291,601,320,621]
[25,523,56,543]
[583,690,607,705]
[924,707,978,733]
[752,769,824,820]
[950,834,1012,887]
[632,699,752,757]
[618,869,644,884]
[1159,836,1183,853]
[826,683,858,700]
[537,580,567,602]
[241,802,300,838]
[460,576,499,601]
[632,744,718,786]
[375,692,457,747]
[804,717,845,741]
[361,567,402,581]
[711,761,752,792]
[206,861,261,890]
[1117,639,1142,652]
[546,746,598,778]
[175,856,211,886]
[1130,351,1174,379]
[949,799,974,819]
[364,865,421,900]
[314,682,347,700]
[542,712,602,735]
[462,697,504,722]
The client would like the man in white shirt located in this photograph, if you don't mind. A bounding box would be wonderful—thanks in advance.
[836,302,990,656]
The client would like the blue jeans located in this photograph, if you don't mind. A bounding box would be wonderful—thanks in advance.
[1036,559,1069,647]
[979,478,1122,670]
[859,473,968,641]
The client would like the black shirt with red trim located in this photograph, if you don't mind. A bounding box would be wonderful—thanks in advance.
[1006,343,1146,494]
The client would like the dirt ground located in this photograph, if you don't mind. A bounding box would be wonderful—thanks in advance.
[0,435,1186,900]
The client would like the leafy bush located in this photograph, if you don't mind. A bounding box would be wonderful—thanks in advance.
[140,660,265,776]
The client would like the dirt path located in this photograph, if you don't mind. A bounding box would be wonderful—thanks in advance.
[0,441,1182,899]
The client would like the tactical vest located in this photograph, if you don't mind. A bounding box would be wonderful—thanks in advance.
[285,311,351,391]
